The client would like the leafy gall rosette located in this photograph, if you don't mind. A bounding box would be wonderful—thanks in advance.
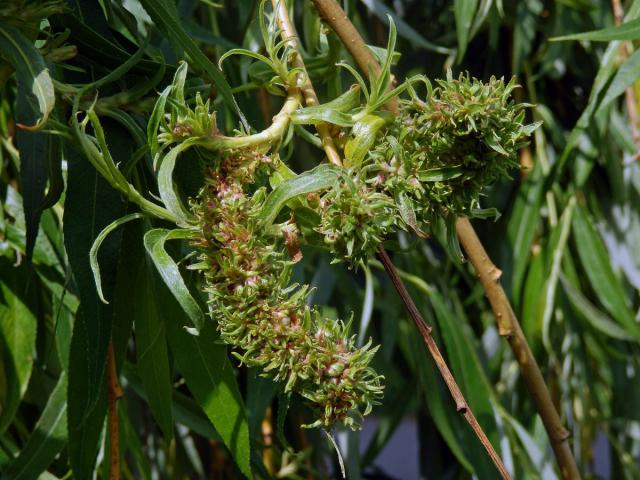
[192,162,383,430]
[366,73,538,230]
[315,170,396,265]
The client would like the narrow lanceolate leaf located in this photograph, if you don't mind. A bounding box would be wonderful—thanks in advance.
[138,0,248,129]
[63,138,127,414]
[538,199,575,348]
[2,373,68,480]
[454,0,479,60]
[16,116,62,262]
[143,228,204,332]
[259,164,342,226]
[505,163,545,305]
[360,0,453,54]
[560,275,634,341]
[67,322,108,480]
[0,23,55,130]
[572,205,640,341]
[551,17,640,41]
[158,276,252,479]
[90,213,145,304]
[135,258,174,441]
[148,85,172,161]
[597,49,640,112]
[0,260,37,435]
[406,321,474,473]
[418,166,463,182]
[157,140,199,225]
[64,123,128,478]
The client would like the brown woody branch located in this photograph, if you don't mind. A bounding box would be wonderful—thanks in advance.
[377,247,510,479]
[273,1,510,477]
[312,0,581,478]
[455,218,580,480]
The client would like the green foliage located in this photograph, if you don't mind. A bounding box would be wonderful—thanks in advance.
[1,0,640,479]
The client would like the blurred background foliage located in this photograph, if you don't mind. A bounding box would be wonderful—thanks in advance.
[1,0,640,478]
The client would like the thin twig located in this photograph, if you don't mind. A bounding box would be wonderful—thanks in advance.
[271,0,342,166]
[611,0,640,156]
[274,1,509,476]
[107,340,123,480]
[377,247,510,480]
[312,1,581,478]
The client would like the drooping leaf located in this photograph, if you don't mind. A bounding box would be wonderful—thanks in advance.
[403,318,474,473]
[572,205,640,341]
[0,260,37,435]
[134,256,174,441]
[63,135,127,414]
[0,23,55,130]
[537,198,576,348]
[454,0,479,60]
[143,228,204,332]
[560,274,633,341]
[551,17,640,41]
[157,140,199,226]
[16,118,62,262]
[90,213,145,304]
[66,317,109,480]
[2,373,68,480]
[159,277,252,478]
[504,163,545,305]
[63,139,125,478]
[258,164,341,226]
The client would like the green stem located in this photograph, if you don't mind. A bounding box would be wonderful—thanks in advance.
[197,91,301,151]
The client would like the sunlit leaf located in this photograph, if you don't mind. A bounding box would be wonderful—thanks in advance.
[0,23,54,130]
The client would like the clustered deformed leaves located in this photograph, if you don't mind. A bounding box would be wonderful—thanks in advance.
[370,73,537,229]
[314,172,396,264]
[308,73,538,262]
[191,158,383,429]
[150,32,536,431]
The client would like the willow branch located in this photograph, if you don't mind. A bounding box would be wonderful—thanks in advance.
[312,1,580,478]
[274,1,509,477]
[271,0,342,166]
[202,91,301,150]
[377,247,510,480]
[107,340,123,480]
[455,219,580,480]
